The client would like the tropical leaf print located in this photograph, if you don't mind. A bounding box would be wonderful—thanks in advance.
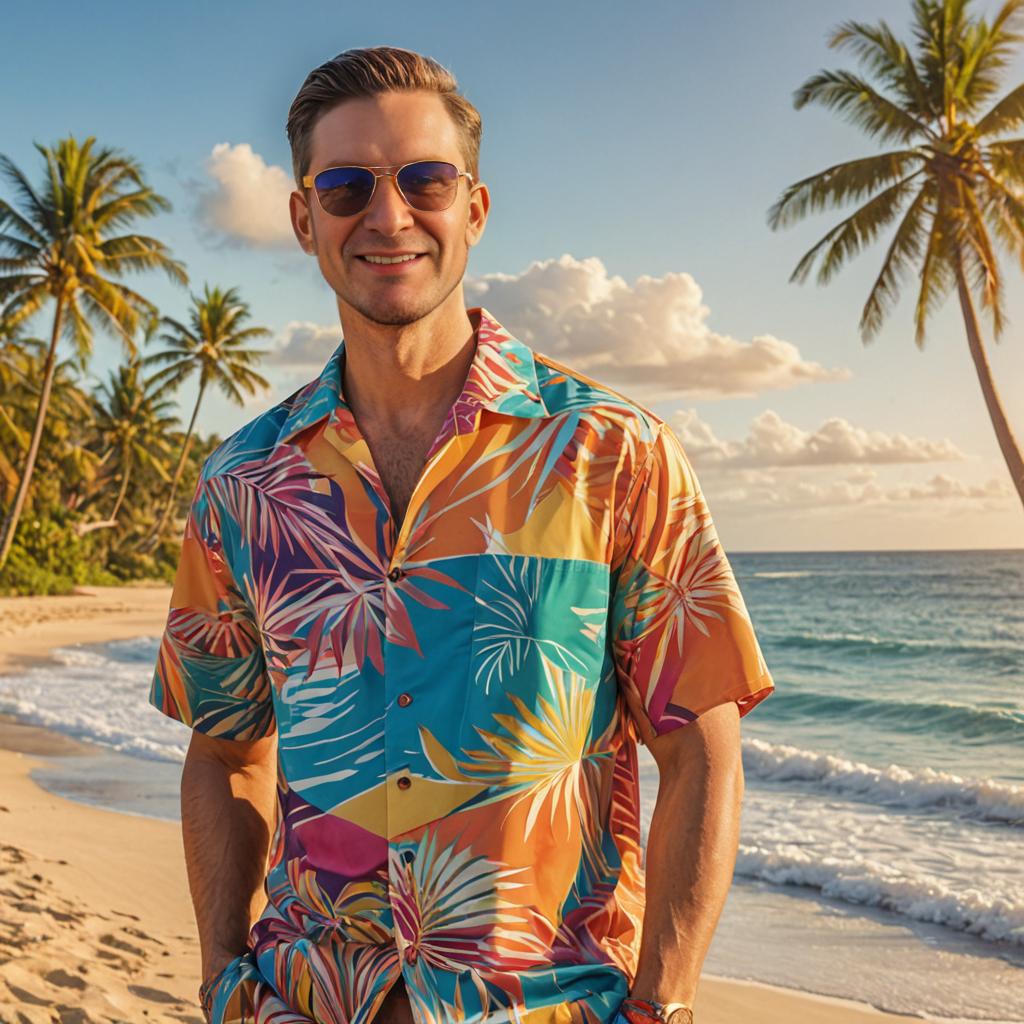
[471,558,598,694]
[149,306,774,1024]
[388,832,548,974]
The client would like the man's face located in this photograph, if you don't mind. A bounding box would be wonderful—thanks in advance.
[290,90,490,327]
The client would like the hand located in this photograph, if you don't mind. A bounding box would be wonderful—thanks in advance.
[198,952,245,1020]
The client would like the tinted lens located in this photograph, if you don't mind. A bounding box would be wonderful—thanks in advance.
[396,161,460,211]
[313,166,376,216]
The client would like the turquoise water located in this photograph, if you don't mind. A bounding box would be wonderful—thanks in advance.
[2,549,1022,1020]
[737,549,1023,785]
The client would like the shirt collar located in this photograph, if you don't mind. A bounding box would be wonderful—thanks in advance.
[278,306,548,445]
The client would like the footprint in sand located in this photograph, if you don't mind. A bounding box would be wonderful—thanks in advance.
[127,983,184,1004]
[98,933,148,958]
[44,968,87,991]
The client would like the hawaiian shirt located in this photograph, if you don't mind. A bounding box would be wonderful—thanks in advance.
[149,306,774,1024]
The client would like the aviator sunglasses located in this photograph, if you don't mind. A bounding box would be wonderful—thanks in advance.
[302,160,475,217]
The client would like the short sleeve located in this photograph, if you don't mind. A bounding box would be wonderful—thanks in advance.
[609,422,774,738]
[149,471,276,741]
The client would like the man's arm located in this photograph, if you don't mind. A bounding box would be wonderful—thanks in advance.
[629,700,745,1008]
[180,729,279,985]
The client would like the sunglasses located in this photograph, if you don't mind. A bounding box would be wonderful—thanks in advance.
[302,160,475,217]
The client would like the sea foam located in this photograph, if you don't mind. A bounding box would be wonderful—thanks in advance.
[736,841,1024,946]
[743,736,1024,825]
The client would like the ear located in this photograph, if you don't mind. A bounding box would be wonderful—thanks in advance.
[465,181,490,248]
[290,188,316,254]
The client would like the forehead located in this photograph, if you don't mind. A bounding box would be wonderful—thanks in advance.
[308,90,464,170]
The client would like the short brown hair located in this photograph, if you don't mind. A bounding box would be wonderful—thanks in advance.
[286,46,483,187]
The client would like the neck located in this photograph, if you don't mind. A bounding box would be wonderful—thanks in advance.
[337,290,479,432]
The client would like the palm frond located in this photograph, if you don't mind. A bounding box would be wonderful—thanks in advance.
[860,182,934,339]
[0,202,46,249]
[977,167,1024,272]
[63,295,94,367]
[768,150,924,229]
[0,153,50,233]
[794,69,932,143]
[829,18,934,119]
[91,188,171,231]
[912,198,956,348]
[960,182,1007,336]
[956,0,1024,113]
[789,171,924,285]
[984,137,1024,184]
[975,81,1024,137]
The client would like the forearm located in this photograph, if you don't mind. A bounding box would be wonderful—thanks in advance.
[180,733,278,980]
[630,752,744,1005]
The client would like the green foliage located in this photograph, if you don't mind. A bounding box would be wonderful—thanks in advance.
[0,512,120,595]
[0,131,274,592]
[0,296,250,594]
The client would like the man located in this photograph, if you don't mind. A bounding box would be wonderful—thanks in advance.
[150,45,774,1024]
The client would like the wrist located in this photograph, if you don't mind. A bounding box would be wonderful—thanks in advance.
[198,952,243,1019]
[620,996,694,1024]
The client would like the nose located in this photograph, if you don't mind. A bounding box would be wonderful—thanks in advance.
[361,172,415,236]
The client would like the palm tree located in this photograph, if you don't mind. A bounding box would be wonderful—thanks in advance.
[0,333,100,514]
[0,136,187,568]
[142,284,271,544]
[767,0,1024,510]
[0,319,29,502]
[89,355,179,529]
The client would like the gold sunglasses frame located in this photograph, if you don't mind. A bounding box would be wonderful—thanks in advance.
[301,161,476,216]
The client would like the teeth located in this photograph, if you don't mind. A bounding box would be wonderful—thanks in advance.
[363,254,420,264]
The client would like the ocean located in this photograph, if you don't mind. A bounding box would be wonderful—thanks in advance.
[2,549,1022,1022]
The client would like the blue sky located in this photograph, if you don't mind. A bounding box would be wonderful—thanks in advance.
[3,0,1023,550]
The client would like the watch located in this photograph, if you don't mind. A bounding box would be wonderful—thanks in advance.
[619,997,694,1024]
[663,1003,694,1024]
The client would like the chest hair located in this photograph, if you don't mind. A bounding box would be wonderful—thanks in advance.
[364,427,440,533]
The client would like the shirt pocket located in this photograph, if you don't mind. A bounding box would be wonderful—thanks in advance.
[458,554,612,760]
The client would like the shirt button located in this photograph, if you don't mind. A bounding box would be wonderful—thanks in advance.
[397,693,412,708]
[397,775,412,790]
[387,567,405,582]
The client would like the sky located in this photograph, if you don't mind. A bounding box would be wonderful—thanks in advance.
[2,0,1023,551]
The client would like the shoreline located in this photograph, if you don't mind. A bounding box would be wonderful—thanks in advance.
[0,584,985,1023]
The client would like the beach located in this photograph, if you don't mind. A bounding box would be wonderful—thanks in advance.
[0,579,1015,1024]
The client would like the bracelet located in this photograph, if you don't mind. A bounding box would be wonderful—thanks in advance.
[620,997,694,1024]
[198,971,222,1020]
[198,982,214,1020]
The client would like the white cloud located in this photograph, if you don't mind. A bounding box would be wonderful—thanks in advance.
[195,143,295,248]
[895,474,1013,502]
[265,321,342,370]
[700,464,1013,511]
[662,410,1014,516]
[673,408,965,468]
[464,254,848,399]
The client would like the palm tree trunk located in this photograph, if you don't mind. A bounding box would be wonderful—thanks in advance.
[954,260,1024,511]
[109,456,133,523]
[0,298,66,571]
[147,379,206,546]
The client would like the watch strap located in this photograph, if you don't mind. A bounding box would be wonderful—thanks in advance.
[619,997,694,1024]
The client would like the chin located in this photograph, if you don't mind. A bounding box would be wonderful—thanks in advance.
[343,280,461,328]
[345,299,429,328]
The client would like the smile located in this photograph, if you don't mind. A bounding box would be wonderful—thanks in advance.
[358,254,424,265]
